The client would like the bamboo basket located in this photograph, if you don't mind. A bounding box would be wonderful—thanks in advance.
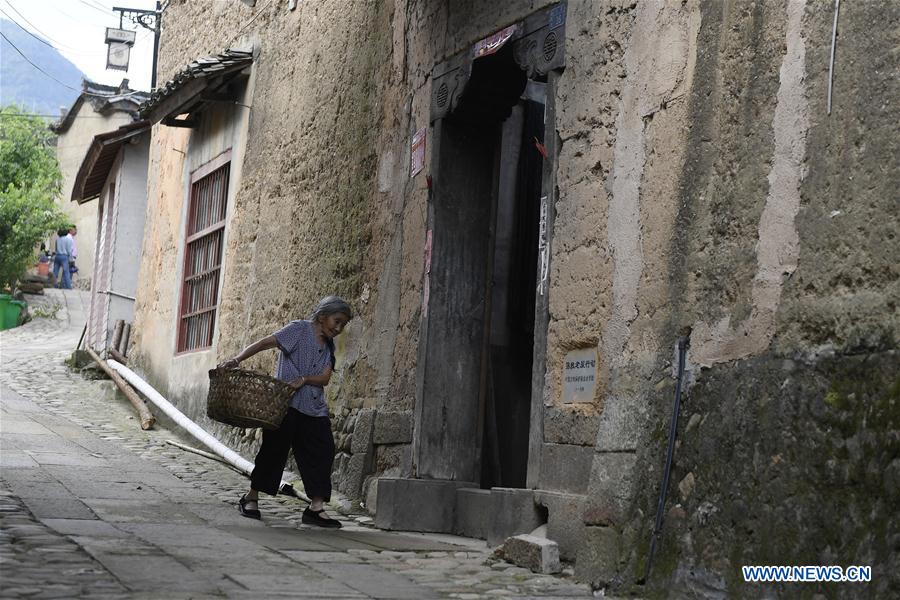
[207,368,294,430]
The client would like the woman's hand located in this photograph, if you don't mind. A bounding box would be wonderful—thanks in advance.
[218,336,278,371]
[289,376,306,390]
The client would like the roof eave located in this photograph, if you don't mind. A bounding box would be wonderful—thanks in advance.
[139,49,254,125]
[71,122,150,204]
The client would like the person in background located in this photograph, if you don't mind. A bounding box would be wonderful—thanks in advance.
[219,296,353,528]
[67,226,78,278]
[53,228,74,289]
[37,243,50,277]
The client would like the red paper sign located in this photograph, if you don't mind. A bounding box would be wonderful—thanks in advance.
[410,127,426,178]
[472,24,518,59]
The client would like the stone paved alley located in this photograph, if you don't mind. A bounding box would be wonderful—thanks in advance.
[0,290,598,599]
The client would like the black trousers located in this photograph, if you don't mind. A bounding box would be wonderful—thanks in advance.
[250,408,335,501]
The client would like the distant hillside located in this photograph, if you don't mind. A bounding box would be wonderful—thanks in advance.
[0,17,84,116]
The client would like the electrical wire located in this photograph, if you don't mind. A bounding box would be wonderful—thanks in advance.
[0,7,56,49]
[76,0,114,17]
[0,31,148,97]
[0,111,115,119]
[226,0,274,48]
[0,30,83,91]
[1,1,105,54]
[49,2,114,31]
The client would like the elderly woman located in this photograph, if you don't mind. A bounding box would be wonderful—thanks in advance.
[219,296,352,528]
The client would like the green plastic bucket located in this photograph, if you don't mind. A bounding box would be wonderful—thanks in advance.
[0,294,10,330]
[0,298,25,330]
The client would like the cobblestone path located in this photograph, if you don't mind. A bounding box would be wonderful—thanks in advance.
[0,290,597,599]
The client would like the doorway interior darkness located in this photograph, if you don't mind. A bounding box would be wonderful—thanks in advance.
[416,40,547,489]
[484,92,545,489]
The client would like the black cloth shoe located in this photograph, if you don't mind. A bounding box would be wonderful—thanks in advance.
[239,495,261,520]
[302,507,342,528]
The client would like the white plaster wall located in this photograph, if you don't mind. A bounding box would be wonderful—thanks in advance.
[110,135,150,297]
[105,134,151,350]
[55,102,133,284]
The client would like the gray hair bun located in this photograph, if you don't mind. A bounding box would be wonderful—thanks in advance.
[311,296,353,321]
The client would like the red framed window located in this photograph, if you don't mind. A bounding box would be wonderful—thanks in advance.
[177,154,230,352]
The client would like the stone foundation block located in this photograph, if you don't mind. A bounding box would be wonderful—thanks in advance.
[543,407,600,445]
[351,408,376,454]
[340,452,372,498]
[539,443,593,494]
[375,478,475,532]
[363,475,378,515]
[581,452,637,526]
[534,490,587,561]
[575,526,620,587]
[498,534,561,574]
[333,452,349,482]
[455,488,491,539]
[373,410,412,444]
[486,488,544,547]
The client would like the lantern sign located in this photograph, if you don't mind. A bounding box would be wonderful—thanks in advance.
[105,28,136,71]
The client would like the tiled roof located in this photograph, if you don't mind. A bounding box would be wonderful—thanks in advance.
[139,49,254,119]
[51,79,149,134]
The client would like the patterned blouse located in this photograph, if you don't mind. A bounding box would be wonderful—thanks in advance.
[272,320,335,417]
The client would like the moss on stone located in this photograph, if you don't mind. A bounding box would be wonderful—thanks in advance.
[631,350,899,598]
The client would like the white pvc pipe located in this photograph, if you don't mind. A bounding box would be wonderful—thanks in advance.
[107,359,301,497]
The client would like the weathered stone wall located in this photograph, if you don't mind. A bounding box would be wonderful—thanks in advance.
[132,0,898,595]
[135,0,567,485]
[571,0,899,596]
[129,121,192,399]
[637,352,898,598]
[133,0,400,466]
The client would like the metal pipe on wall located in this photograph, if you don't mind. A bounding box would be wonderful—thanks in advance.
[645,334,691,581]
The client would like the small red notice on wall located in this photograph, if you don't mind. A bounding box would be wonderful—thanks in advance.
[410,127,426,178]
[473,24,518,59]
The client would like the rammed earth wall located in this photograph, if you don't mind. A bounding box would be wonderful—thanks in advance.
[132,1,898,596]
[599,1,899,597]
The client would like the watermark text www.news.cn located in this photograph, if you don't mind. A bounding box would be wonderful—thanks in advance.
[742,565,872,583]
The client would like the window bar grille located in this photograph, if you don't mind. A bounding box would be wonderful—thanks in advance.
[178,162,229,352]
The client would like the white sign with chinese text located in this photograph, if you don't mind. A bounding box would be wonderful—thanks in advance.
[563,348,598,404]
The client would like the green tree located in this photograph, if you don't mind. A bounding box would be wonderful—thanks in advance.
[0,105,68,291]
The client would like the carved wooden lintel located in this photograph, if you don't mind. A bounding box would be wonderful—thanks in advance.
[430,1,566,123]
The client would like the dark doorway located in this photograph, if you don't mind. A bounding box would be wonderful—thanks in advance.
[482,95,545,489]
[415,39,545,488]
